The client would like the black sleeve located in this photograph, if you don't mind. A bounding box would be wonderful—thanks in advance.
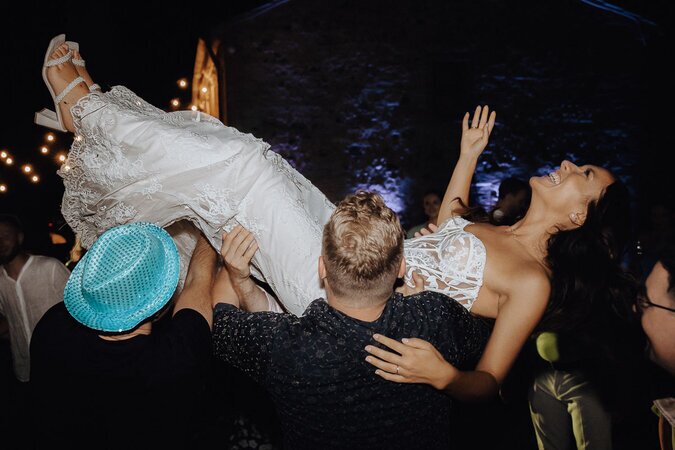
[212,303,288,384]
[427,293,492,370]
[165,309,213,371]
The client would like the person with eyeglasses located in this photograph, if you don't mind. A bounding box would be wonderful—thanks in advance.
[637,241,675,450]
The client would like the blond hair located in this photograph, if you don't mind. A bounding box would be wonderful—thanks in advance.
[322,191,404,300]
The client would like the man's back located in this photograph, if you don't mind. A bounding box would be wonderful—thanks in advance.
[214,291,491,450]
[30,302,214,449]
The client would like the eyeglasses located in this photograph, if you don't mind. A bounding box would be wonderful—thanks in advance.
[636,286,675,314]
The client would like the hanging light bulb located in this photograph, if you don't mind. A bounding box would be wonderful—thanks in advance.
[5,157,13,165]
[41,146,49,154]
[0,151,7,159]
[31,175,39,183]
[0,184,6,192]
[201,86,208,93]
[57,153,67,163]
[178,78,188,89]
[46,133,55,142]
[22,165,32,173]
[190,105,198,111]
[171,98,180,108]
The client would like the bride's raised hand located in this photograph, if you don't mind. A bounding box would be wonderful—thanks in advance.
[460,105,496,159]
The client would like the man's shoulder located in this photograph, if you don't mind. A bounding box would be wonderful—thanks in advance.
[394,291,459,311]
[33,302,70,338]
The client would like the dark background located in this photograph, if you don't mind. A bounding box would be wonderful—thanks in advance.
[0,0,673,251]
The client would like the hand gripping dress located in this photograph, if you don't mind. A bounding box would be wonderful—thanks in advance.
[59,86,486,316]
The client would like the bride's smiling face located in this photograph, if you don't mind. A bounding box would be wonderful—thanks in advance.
[530,160,615,223]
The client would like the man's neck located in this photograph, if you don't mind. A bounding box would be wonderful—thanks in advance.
[327,294,390,322]
[99,322,153,341]
[2,253,30,281]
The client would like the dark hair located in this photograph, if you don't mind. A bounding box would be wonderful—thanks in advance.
[498,177,530,200]
[539,180,646,415]
[658,240,675,295]
[539,181,637,333]
[422,189,443,200]
[0,214,23,232]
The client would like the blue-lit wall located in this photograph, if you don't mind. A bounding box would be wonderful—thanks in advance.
[217,0,651,228]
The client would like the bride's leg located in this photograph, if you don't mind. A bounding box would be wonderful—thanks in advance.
[46,44,90,133]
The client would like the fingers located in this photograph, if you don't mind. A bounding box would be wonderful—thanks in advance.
[427,223,439,232]
[374,369,410,383]
[487,110,496,134]
[365,355,400,374]
[479,105,489,129]
[471,106,481,129]
[365,344,404,365]
[221,225,258,265]
[462,112,469,131]
[242,239,259,264]
[401,337,433,350]
[372,333,409,355]
[411,271,426,291]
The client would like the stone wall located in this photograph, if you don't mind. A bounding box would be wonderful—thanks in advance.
[213,0,650,227]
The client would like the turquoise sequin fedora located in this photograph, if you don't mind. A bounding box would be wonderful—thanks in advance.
[64,222,180,332]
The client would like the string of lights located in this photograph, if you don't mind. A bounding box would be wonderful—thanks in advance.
[1,76,201,194]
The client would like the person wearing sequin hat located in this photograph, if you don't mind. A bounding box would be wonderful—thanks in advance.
[29,222,218,449]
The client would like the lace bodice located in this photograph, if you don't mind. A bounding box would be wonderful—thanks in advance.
[403,216,486,310]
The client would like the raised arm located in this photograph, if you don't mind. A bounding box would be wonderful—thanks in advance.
[366,273,549,402]
[437,106,496,224]
[214,225,281,313]
[173,232,218,329]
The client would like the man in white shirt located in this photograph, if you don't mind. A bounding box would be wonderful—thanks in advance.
[0,214,70,445]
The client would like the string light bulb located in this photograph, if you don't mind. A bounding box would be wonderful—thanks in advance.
[57,154,67,163]
[178,78,188,89]
[190,105,198,111]
[46,133,55,142]
[31,175,39,183]
[5,157,13,165]
[0,151,7,159]
[0,184,6,193]
[171,98,180,107]
[23,165,32,173]
[201,86,208,93]
[41,146,49,154]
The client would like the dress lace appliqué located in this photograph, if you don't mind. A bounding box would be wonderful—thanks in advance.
[403,216,486,310]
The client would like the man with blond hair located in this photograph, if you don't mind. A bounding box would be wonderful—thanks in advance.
[212,191,491,450]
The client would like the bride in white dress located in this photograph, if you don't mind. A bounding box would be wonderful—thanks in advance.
[38,38,625,400]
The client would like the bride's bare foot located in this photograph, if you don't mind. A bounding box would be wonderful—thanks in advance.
[72,49,98,90]
[46,43,89,133]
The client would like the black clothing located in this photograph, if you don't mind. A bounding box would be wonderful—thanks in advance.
[30,302,213,449]
[213,291,491,450]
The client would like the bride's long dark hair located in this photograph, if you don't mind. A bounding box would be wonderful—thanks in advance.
[539,180,637,333]
[537,180,646,414]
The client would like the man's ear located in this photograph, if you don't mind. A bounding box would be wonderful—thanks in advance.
[398,256,406,278]
[569,211,586,227]
[318,255,327,280]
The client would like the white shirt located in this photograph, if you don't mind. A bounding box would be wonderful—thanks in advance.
[0,255,70,381]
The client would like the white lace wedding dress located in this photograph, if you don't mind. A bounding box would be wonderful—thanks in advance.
[60,86,485,316]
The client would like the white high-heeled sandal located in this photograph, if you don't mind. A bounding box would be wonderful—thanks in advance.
[34,34,86,132]
[66,41,102,93]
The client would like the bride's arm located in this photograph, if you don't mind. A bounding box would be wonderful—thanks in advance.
[365,272,549,402]
[437,106,496,224]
